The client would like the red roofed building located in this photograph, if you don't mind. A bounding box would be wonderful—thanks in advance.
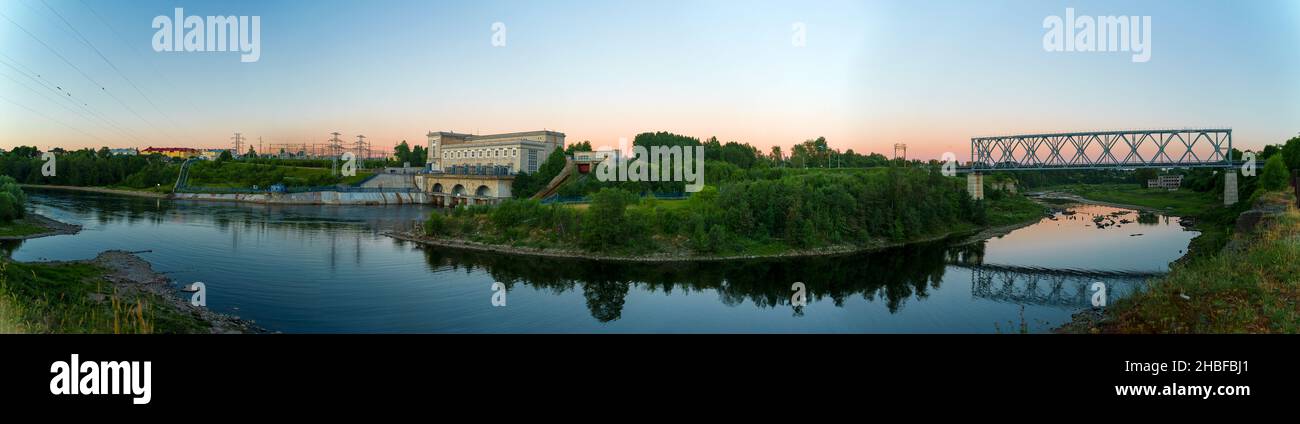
[141,147,200,159]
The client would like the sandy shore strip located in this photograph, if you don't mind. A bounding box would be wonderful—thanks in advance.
[20,184,169,198]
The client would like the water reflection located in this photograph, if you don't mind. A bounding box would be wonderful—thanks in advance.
[9,190,1196,333]
[416,241,954,322]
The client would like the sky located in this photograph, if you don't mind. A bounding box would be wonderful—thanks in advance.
[1,0,1297,160]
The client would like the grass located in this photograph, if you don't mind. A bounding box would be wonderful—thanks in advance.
[1090,190,1300,333]
[0,294,28,333]
[0,259,210,334]
[984,194,1047,227]
[186,161,374,189]
[1037,183,1217,215]
[0,218,49,238]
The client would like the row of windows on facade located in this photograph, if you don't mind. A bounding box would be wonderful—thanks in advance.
[444,147,524,160]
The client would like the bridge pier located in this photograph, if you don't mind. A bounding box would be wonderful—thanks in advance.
[1224,171,1238,206]
[967,172,984,201]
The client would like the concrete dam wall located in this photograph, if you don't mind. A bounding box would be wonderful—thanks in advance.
[172,191,430,205]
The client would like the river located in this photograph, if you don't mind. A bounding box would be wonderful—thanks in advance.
[4,190,1198,333]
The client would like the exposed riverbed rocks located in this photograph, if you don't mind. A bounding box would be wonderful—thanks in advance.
[63,250,265,334]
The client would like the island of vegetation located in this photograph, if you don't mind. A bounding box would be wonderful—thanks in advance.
[399,132,1046,261]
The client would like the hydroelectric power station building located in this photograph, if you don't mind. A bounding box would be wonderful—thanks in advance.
[417,130,566,206]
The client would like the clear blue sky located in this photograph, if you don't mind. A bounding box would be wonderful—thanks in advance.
[1,0,1297,159]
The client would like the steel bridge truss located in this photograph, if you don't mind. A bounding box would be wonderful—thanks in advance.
[970,129,1232,171]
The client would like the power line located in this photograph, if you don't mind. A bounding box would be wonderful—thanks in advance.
[0,92,108,143]
[0,8,163,145]
[38,0,181,142]
[0,69,100,130]
[79,0,202,118]
[0,53,145,143]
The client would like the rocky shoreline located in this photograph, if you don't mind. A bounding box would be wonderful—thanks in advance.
[76,250,266,334]
[6,211,265,333]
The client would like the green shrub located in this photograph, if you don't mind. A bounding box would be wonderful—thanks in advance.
[581,188,639,250]
[0,175,26,222]
[425,212,448,236]
[1260,155,1289,191]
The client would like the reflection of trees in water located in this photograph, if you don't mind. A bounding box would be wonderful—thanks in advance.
[420,241,956,322]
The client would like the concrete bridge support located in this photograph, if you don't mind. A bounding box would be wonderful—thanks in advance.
[967,173,984,201]
[1224,171,1238,206]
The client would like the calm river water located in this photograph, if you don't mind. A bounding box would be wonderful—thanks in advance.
[5,190,1198,333]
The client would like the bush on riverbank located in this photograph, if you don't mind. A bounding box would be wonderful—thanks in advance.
[1259,155,1288,191]
[0,175,26,222]
[427,167,1042,256]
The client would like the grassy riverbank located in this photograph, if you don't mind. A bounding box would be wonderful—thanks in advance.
[0,219,48,238]
[0,258,210,334]
[0,212,82,240]
[1062,190,1300,333]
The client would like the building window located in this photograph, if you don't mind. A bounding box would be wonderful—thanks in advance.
[527,149,538,173]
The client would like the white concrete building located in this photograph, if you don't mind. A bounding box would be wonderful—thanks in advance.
[426,130,565,174]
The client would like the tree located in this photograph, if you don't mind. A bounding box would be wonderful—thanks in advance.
[393,140,412,164]
[1281,136,1300,173]
[565,141,593,154]
[1134,168,1158,187]
[1260,155,1289,191]
[410,145,427,165]
[581,187,638,249]
[1261,144,1281,160]
[511,147,568,198]
[0,175,26,222]
[218,150,234,162]
[246,147,257,158]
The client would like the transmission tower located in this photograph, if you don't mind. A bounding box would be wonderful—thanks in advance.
[232,132,245,157]
[894,143,907,165]
[354,134,367,168]
[328,132,343,157]
[328,132,344,176]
